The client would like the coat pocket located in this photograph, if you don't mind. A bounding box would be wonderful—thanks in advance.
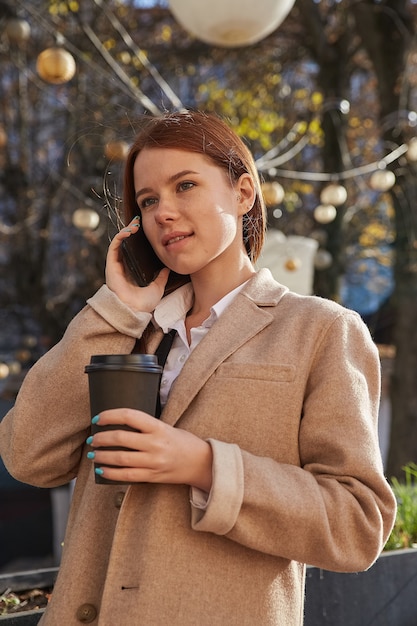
[216,362,296,383]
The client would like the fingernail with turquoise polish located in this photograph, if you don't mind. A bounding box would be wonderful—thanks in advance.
[86,435,94,445]
[91,415,100,425]
[87,451,95,460]
[95,467,104,476]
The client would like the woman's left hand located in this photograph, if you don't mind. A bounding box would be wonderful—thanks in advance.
[87,409,213,492]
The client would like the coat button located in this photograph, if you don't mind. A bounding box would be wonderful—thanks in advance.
[76,603,97,623]
[114,491,125,508]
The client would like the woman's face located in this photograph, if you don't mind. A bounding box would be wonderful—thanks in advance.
[133,147,252,278]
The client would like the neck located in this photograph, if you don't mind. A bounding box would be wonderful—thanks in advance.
[189,258,255,317]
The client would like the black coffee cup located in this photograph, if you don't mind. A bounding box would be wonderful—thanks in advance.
[85,354,162,484]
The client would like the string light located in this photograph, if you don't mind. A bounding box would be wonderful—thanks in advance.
[13,0,414,195]
[256,143,408,181]
[10,0,417,253]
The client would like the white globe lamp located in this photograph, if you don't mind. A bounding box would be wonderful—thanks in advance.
[6,18,31,44]
[313,204,337,224]
[257,230,318,295]
[369,169,396,192]
[72,208,100,231]
[320,183,347,207]
[406,138,417,162]
[168,0,296,47]
[0,363,9,379]
[314,249,333,270]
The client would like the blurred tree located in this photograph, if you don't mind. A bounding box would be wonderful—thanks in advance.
[295,0,417,476]
[0,0,416,475]
[350,0,417,478]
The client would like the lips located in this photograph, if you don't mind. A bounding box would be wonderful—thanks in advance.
[162,232,192,247]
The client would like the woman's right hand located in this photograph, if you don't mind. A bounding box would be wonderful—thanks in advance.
[105,217,170,313]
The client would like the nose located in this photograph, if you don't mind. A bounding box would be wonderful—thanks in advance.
[154,194,178,225]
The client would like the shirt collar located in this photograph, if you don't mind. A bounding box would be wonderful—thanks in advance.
[153,283,194,334]
[153,279,249,333]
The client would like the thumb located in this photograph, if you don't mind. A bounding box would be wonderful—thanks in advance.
[153,267,170,293]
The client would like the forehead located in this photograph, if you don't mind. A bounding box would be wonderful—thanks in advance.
[133,147,226,182]
[134,147,209,167]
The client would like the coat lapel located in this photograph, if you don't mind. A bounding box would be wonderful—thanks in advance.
[161,269,288,426]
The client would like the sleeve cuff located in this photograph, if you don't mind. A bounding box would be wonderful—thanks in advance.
[190,438,244,535]
[87,285,152,338]
[190,488,210,510]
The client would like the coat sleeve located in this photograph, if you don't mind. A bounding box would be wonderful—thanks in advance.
[0,285,151,488]
[191,310,397,573]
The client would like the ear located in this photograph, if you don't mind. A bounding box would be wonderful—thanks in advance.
[235,173,256,216]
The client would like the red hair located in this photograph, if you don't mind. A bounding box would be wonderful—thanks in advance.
[123,110,266,262]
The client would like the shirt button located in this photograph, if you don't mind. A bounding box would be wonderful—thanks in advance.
[179,354,186,363]
[114,491,125,509]
[76,603,97,623]
[161,378,168,387]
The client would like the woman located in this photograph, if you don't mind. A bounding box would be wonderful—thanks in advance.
[0,111,396,625]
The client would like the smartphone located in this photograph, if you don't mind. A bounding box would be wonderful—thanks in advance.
[121,226,190,296]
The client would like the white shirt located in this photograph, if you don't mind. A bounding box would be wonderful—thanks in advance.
[153,280,248,407]
[153,280,250,509]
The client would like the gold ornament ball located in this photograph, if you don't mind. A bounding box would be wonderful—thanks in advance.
[0,125,7,149]
[284,257,301,271]
[14,349,31,363]
[36,47,76,85]
[104,140,130,161]
[261,181,285,207]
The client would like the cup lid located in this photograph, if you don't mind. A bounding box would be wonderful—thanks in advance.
[85,354,162,373]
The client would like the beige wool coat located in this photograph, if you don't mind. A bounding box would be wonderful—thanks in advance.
[0,269,396,625]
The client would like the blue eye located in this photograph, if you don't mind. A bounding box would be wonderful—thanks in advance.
[178,181,195,191]
[139,197,157,210]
